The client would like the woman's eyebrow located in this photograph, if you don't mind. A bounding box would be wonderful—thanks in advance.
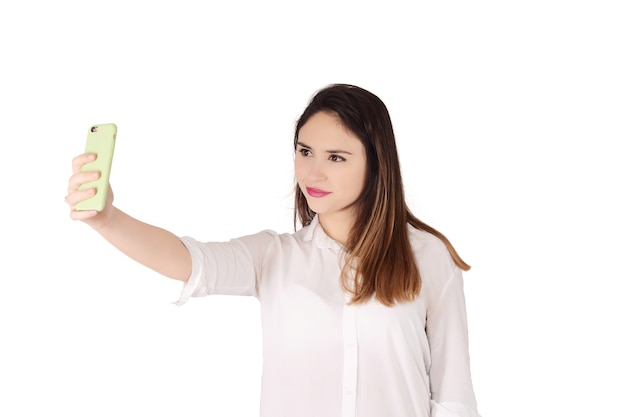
[296,141,353,155]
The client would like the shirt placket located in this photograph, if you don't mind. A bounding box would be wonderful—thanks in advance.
[341,294,358,417]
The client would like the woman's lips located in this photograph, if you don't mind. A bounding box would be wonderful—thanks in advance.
[306,187,331,198]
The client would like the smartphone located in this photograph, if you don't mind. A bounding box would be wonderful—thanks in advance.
[75,123,117,211]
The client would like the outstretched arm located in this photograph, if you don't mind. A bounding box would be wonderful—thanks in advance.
[66,153,191,282]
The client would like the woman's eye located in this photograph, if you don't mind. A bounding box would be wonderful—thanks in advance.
[329,154,345,162]
[299,148,312,157]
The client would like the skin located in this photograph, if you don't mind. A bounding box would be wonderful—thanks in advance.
[66,153,191,282]
[295,111,367,244]
[66,111,366,280]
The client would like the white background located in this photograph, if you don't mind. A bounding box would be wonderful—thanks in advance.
[1,1,625,416]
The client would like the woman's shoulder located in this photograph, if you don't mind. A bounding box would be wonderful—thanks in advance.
[235,224,314,250]
[407,225,459,285]
[407,226,451,259]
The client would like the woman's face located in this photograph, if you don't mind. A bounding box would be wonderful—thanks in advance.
[295,111,367,226]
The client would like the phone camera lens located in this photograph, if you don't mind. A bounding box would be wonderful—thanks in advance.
[91,126,98,133]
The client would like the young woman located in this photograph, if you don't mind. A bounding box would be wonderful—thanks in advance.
[66,84,481,417]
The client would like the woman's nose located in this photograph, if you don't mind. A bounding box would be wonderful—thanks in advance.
[306,159,327,182]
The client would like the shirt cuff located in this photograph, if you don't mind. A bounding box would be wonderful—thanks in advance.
[173,236,208,306]
[431,400,482,417]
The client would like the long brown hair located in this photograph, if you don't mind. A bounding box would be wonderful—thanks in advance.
[294,84,470,306]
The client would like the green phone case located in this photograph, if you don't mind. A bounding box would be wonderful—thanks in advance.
[75,123,117,211]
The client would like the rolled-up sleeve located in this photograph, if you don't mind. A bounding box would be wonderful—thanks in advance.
[174,231,276,306]
[426,268,482,417]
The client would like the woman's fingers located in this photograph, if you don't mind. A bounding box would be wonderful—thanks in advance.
[67,170,100,194]
[66,153,101,214]
[69,207,99,221]
[71,152,96,174]
[65,186,96,207]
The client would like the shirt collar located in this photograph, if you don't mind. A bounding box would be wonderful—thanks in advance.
[302,215,343,254]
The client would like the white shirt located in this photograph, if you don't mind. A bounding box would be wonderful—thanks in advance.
[176,216,481,417]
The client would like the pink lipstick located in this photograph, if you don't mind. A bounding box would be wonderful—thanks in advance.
[306,187,331,198]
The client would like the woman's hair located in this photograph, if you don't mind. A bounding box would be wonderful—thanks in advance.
[293,84,470,306]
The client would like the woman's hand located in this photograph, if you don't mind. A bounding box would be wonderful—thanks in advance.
[65,153,115,230]
[64,152,191,281]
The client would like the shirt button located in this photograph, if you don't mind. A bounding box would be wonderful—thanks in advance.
[345,391,353,397]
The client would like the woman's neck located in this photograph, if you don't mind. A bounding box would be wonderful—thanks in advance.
[318,211,355,245]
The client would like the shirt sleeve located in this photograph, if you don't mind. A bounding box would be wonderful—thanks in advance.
[426,267,482,417]
[174,230,276,306]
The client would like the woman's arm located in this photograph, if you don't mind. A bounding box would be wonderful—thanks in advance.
[66,153,191,282]
[426,268,481,416]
